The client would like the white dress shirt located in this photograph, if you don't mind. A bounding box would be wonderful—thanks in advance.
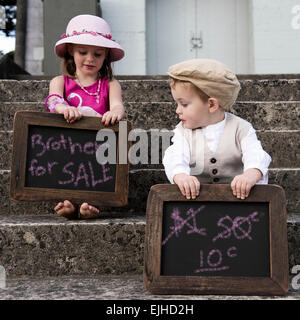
[163,112,272,184]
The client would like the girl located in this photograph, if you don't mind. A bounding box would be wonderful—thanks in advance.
[44,14,125,219]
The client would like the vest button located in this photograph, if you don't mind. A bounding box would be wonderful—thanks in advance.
[213,178,219,183]
[212,169,218,175]
[210,158,217,163]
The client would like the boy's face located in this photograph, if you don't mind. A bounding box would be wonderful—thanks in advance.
[171,82,210,129]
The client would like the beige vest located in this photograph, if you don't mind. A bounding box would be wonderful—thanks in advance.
[176,113,251,183]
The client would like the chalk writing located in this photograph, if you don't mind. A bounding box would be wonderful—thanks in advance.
[28,159,113,187]
[161,203,265,275]
[212,211,259,242]
[26,127,116,192]
[162,206,206,245]
[194,247,237,273]
[31,134,102,157]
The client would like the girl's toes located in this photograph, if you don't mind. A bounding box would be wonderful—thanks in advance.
[79,203,100,219]
[54,200,77,219]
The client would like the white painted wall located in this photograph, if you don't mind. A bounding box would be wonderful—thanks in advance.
[251,0,300,73]
[24,0,300,75]
[146,0,251,75]
[25,0,43,75]
[100,0,146,75]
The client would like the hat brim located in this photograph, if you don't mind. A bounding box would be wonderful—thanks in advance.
[55,33,125,62]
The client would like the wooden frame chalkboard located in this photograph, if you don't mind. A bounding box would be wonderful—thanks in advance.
[10,111,130,207]
[144,184,289,295]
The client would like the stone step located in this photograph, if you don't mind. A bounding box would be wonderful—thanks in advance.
[0,79,299,103]
[125,101,300,131]
[1,129,299,170]
[1,101,299,131]
[0,214,299,278]
[1,169,299,215]
[0,274,299,300]
[0,215,144,277]
[0,169,299,215]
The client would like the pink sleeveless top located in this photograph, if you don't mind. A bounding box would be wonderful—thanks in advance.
[63,75,109,115]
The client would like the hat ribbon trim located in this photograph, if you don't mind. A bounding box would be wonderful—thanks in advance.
[61,30,112,40]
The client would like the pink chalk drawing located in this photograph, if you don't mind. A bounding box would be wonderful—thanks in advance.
[212,211,259,242]
[162,206,207,246]
[194,246,237,273]
[227,246,237,258]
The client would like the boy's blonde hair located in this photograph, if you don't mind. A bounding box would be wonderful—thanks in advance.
[169,77,210,103]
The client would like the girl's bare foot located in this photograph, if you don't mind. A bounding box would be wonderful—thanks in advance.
[79,202,100,219]
[54,200,77,219]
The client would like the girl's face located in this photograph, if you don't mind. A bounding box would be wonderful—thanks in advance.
[70,44,107,77]
[171,82,211,129]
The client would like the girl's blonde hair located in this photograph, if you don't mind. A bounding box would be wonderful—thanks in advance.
[61,45,114,81]
[169,77,210,102]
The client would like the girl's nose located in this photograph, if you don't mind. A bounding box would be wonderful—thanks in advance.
[86,52,94,61]
[176,105,181,114]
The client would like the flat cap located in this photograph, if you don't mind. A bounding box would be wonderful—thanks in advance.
[168,59,240,110]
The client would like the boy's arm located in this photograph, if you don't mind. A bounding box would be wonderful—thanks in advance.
[232,126,272,199]
[162,127,191,183]
[241,126,271,182]
[163,128,200,199]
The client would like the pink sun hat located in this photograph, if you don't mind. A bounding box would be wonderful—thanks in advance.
[55,14,125,62]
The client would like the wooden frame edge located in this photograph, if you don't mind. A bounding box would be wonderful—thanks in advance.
[10,111,130,207]
[143,184,289,296]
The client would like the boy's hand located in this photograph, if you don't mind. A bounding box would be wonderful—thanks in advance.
[173,173,200,199]
[231,168,263,199]
[102,107,125,126]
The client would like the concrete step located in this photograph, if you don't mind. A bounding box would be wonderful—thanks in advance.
[0,214,299,278]
[0,274,299,300]
[1,101,299,131]
[1,169,299,215]
[0,215,145,277]
[0,79,300,103]
[1,129,299,170]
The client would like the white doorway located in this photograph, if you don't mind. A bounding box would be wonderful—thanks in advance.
[146,0,251,74]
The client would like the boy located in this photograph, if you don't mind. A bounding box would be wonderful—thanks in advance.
[163,59,271,200]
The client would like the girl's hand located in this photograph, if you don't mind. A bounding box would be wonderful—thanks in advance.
[101,106,125,126]
[231,168,263,199]
[56,105,82,123]
[173,173,200,199]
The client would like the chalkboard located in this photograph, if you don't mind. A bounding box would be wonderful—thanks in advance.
[144,184,289,295]
[10,111,130,207]
[25,125,116,192]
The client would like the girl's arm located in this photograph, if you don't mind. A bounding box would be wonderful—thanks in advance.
[48,76,82,123]
[101,79,125,126]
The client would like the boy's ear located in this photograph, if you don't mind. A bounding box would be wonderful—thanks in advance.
[208,98,220,113]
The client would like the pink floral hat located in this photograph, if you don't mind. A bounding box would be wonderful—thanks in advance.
[55,14,124,61]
